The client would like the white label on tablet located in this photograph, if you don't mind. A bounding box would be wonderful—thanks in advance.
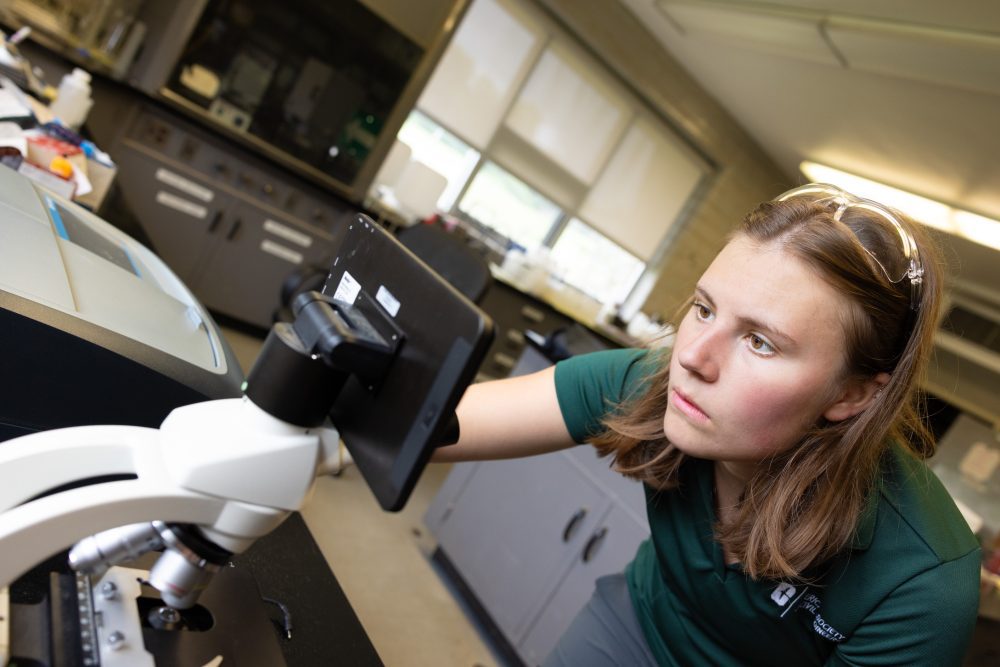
[155,191,207,219]
[155,168,214,202]
[333,270,361,305]
[376,285,400,317]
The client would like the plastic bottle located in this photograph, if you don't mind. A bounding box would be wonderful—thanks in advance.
[49,68,94,130]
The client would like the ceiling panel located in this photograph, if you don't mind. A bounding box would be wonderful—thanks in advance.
[620,0,1000,289]
[725,0,1000,34]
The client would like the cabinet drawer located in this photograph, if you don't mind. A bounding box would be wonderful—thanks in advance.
[567,446,648,521]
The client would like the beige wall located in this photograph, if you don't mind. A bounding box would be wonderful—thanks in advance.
[535,0,791,318]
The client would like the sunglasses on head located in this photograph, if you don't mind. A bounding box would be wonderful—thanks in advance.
[776,183,924,311]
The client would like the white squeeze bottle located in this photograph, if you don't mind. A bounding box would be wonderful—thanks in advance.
[50,68,94,130]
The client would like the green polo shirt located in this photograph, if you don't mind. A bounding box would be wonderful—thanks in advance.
[554,348,981,666]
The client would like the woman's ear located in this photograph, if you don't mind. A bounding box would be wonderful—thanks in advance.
[823,372,891,422]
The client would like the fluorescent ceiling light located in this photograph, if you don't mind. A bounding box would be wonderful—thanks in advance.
[799,161,1000,253]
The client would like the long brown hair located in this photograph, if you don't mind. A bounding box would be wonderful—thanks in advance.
[593,192,943,581]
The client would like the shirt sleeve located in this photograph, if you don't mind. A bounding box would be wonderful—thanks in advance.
[825,549,981,667]
[553,348,659,443]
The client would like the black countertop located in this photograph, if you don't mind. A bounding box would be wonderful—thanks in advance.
[9,512,382,666]
[228,512,384,666]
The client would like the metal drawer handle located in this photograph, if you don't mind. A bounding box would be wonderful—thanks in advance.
[520,305,544,323]
[582,527,608,563]
[562,508,587,542]
[505,329,525,346]
[226,218,242,240]
[492,352,515,370]
[207,211,223,233]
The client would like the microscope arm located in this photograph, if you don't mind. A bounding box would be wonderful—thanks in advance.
[0,294,380,605]
[0,424,166,511]
[0,397,340,592]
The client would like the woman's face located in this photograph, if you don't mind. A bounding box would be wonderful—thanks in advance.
[663,234,855,467]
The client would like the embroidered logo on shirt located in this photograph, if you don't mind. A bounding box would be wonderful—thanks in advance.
[770,583,797,606]
[797,592,846,643]
[812,614,846,642]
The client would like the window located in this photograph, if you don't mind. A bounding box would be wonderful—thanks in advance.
[457,161,563,250]
[417,0,544,148]
[377,0,710,312]
[397,111,481,211]
[505,42,631,184]
[550,218,645,304]
[579,115,705,260]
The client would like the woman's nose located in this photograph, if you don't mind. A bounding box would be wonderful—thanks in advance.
[677,328,720,383]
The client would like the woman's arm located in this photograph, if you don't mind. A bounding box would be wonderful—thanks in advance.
[432,366,578,463]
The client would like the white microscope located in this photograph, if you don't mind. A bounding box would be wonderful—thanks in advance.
[0,204,492,666]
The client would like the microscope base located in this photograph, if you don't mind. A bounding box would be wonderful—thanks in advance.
[9,559,286,667]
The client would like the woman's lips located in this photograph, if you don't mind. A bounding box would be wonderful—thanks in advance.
[671,388,710,422]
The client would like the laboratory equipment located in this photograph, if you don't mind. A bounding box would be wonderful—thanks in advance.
[0,207,493,665]
[49,67,94,129]
[0,163,243,443]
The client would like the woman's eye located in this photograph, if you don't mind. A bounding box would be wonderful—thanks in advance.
[747,334,775,355]
[693,303,712,321]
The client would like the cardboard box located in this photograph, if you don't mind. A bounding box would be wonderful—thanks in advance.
[74,157,117,210]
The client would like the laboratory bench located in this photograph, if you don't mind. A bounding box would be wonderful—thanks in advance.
[476,272,636,380]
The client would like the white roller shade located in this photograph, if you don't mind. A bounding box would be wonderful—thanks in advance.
[505,42,631,185]
[416,0,544,148]
[579,116,705,260]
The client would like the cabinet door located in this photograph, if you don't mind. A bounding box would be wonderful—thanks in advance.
[192,203,334,328]
[113,142,230,282]
[519,505,650,665]
[568,445,648,520]
[424,461,480,536]
[434,451,608,642]
[478,281,576,379]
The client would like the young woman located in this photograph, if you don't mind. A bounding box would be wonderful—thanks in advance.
[434,183,981,666]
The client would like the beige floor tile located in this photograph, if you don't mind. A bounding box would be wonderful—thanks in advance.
[302,466,497,667]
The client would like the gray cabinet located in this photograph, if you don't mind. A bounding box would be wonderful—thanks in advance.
[476,280,623,380]
[112,142,231,284]
[432,453,606,641]
[425,448,649,665]
[102,103,353,330]
[191,202,331,326]
[477,281,567,378]
[520,504,648,664]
